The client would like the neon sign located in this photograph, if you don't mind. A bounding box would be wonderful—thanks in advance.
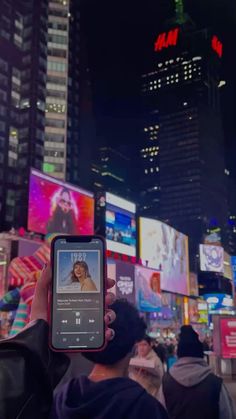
[154,28,179,52]
[211,35,223,58]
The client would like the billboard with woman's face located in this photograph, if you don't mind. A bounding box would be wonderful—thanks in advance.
[28,169,94,235]
[135,265,162,312]
[139,217,189,295]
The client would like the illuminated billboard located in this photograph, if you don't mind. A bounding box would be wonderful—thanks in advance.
[135,265,162,312]
[105,192,136,257]
[139,217,189,295]
[224,251,233,280]
[232,256,236,284]
[107,259,135,304]
[28,169,94,235]
[204,294,233,313]
[199,244,224,273]
[188,299,208,324]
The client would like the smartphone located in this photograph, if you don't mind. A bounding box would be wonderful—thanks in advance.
[50,235,106,351]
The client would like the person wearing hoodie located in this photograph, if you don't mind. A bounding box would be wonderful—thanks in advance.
[158,325,235,419]
[129,335,164,398]
[51,300,169,419]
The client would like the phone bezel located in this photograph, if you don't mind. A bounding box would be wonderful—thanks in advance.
[50,235,106,353]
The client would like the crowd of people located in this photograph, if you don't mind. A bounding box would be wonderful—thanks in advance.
[0,265,235,419]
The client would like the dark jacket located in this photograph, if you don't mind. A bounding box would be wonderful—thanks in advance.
[158,357,235,419]
[0,320,69,419]
[51,375,169,419]
[47,207,76,234]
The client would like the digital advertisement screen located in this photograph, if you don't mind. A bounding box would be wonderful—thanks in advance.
[189,272,199,297]
[139,217,189,295]
[224,251,233,280]
[188,299,208,324]
[28,169,94,235]
[204,293,233,313]
[220,318,236,359]
[105,192,136,257]
[107,259,135,304]
[231,256,236,285]
[135,266,162,312]
[199,244,224,273]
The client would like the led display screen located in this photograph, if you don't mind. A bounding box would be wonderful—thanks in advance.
[199,244,224,273]
[204,293,233,313]
[105,192,136,257]
[135,265,162,312]
[107,259,135,304]
[28,169,94,235]
[139,217,189,295]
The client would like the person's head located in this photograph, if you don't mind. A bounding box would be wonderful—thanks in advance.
[137,335,152,358]
[177,325,204,359]
[58,188,72,214]
[71,261,90,282]
[150,273,160,293]
[83,300,146,371]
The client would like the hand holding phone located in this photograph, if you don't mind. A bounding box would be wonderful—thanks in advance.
[31,235,116,351]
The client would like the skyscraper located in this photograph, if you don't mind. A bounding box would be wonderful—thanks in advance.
[0,0,48,229]
[43,0,70,180]
[0,0,93,231]
[139,4,228,264]
[91,146,131,198]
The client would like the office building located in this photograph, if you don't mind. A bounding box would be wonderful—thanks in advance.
[0,0,93,230]
[0,0,48,229]
[139,8,228,265]
[91,146,132,199]
[43,0,70,180]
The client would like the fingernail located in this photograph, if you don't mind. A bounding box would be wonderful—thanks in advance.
[107,292,116,305]
[106,310,116,324]
[109,328,115,341]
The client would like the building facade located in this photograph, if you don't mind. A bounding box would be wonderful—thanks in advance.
[0,0,48,229]
[91,146,132,199]
[140,24,228,265]
[43,0,70,180]
[0,0,93,231]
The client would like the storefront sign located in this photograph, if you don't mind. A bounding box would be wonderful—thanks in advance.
[154,28,179,52]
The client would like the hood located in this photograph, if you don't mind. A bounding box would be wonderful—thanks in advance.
[51,375,151,419]
[169,357,212,387]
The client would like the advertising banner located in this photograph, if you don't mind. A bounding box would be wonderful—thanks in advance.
[220,318,236,358]
[204,294,233,313]
[28,169,94,235]
[105,192,136,257]
[139,217,189,295]
[224,252,233,281]
[135,265,162,312]
[199,244,224,273]
[116,261,135,303]
[231,256,236,285]
[107,259,135,303]
[189,272,199,296]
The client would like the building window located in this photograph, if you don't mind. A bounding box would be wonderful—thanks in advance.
[47,60,67,73]
[45,118,65,128]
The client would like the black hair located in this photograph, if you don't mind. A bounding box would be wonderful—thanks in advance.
[83,300,146,365]
[177,325,204,358]
[140,335,152,346]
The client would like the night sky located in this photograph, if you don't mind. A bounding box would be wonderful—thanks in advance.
[81,0,236,167]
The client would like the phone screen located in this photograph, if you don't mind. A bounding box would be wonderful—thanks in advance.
[51,236,105,350]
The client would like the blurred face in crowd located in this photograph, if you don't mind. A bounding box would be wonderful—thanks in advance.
[137,340,151,358]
